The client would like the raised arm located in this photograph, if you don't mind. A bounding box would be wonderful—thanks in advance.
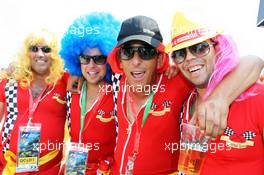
[197,55,264,138]
[66,75,83,94]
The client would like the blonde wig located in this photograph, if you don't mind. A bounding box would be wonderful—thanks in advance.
[13,29,64,88]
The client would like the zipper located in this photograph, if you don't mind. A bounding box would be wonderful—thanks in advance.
[119,122,133,174]
[118,76,163,173]
[119,82,134,173]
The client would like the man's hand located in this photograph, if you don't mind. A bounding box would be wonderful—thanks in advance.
[67,75,83,93]
[194,55,263,139]
[194,97,229,139]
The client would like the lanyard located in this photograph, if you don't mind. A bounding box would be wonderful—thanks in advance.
[128,90,154,159]
[80,81,87,135]
[28,86,47,126]
[184,90,198,123]
[79,81,104,143]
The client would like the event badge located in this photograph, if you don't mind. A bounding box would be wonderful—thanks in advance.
[16,123,41,173]
[125,156,135,175]
[65,142,89,175]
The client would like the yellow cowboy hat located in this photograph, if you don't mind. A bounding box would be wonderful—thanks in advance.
[165,12,223,53]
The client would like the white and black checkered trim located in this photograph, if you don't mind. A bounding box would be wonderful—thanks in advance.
[66,91,72,133]
[2,79,18,153]
[243,131,256,140]
[179,105,185,140]
[224,127,235,136]
[178,100,189,175]
[111,73,121,138]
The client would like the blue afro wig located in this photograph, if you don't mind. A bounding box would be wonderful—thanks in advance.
[60,12,121,83]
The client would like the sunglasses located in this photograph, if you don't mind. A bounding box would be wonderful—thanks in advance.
[29,46,52,53]
[79,54,107,65]
[118,46,159,60]
[171,41,216,64]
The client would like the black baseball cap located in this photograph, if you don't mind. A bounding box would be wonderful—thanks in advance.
[117,16,163,48]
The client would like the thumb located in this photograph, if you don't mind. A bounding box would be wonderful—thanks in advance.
[196,105,206,132]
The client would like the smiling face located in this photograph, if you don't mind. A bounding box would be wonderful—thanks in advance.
[29,44,52,77]
[80,48,106,85]
[176,42,216,89]
[119,41,162,91]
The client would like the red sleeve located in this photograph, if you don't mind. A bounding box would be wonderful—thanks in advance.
[170,73,193,102]
[62,71,70,85]
[0,79,7,103]
[247,83,264,131]
[178,72,193,92]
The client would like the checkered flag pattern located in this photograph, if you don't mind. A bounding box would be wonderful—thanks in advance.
[162,100,171,108]
[2,79,18,153]
[243,131,256,140]
[66,91,72,133]
[98,109,105,116]
[177,104,188,175]
[151,103,157,110]
[111,73,122,139]
[179,105,185,141]
[224,127,235,136]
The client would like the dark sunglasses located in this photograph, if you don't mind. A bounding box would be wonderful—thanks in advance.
[79,54,107,65]
[29,46,52,53]
[118,46,159,60]
[171,41,216,64]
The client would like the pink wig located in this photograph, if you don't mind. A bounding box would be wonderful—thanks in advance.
[203,34,257,101]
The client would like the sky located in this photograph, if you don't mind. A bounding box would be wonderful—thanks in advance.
[0,0,263,68]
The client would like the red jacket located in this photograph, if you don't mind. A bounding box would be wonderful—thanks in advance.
[112,73,192,175]
[0,74,68,174]
[69,85,116,175]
